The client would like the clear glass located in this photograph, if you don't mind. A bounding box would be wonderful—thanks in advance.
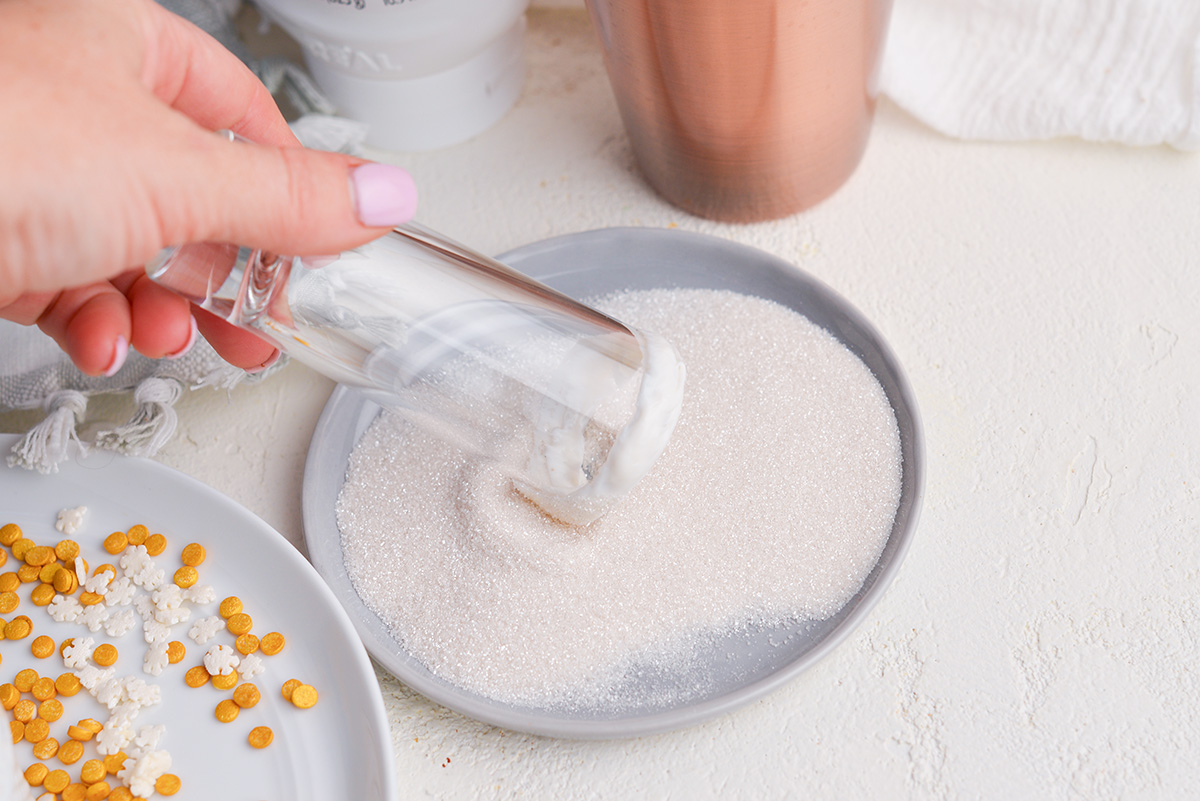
[146,223,683,524]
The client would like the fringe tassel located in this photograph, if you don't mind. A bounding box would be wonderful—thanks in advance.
[7,389,88,473]
[94,377,183,458]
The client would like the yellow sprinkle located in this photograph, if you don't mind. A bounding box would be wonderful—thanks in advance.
[30,635,55,660]
[66,725,93,742]
[108,786,133,801]
[248,726,274,749]
[85,780,112,800]
[235,633,259,655]
[78,718,103,734]
[226,613,253,636]
[126,524,149,546]
[180,543,206,567]
[215,699,240,723]
[93,564,116,579]
[144,533,167,557]
[44,769,70,794]
[0,524,22,546]
[155,774,182,795]
[79,759,106,784]
[0,592,18,614]
[212,670,238,691]
[14,668,38,692]
[24,546,54,567]
[92,644,118,667]
[37,564,60,585]
[52,568,78,595]
[30,675,56,699]
[11,538,35,560]
[38,698,63,722]
[232,683,261,709]
[54,540,80,561]
[291,684,319,709]
[259,632,285,656]
[102,752,128,775]
[0,684,17,710]
[0,573,18,593]
[63,782,88,801]
[13,698,36,722]
[17,564,40,583]
[172,566,198,589]
[218,596,242,619]
[10,720,23,744]
[79,591,104,607]
[184,666,209,688]
[58,739,84,764]
[55,673,81,697]
[31,735,58,760]
[5,616,32,639]
[166,641,186,664]
[23,762,48,786]
[281,678,301,701]
[103,532,128,555]
[24,717,49,743]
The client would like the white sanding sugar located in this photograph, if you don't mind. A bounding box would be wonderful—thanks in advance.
[336,288,903,707]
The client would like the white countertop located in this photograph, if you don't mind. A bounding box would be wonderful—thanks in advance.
[6,7,1200,799]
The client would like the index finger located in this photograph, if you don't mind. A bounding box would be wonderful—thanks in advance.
[141,2,297,147]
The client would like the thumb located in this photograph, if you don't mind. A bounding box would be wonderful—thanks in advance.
[157,134,418,256]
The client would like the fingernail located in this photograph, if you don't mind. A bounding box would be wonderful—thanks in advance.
[104,336,129,377]
[351,163,418,227]
[166,315,198,360]
[246,349,281,375]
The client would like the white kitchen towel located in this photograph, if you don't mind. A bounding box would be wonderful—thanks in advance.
[881,0,1200,149]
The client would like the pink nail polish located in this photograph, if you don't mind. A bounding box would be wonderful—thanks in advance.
[351,163,418,227]
[104,336,129,377]
[167,316,199,360]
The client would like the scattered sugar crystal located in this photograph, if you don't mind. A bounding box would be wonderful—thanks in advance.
[188,616,223,644]
[47,594,83,623]
[337,289,904,706]
[105,577,136,606]
[203,644,239,676]
[238,653,265,680]
[55,506,86,534]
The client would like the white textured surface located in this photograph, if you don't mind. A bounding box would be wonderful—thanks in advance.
[4,7,1200,799]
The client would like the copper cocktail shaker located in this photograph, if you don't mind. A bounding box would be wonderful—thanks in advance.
[584,0,892,223]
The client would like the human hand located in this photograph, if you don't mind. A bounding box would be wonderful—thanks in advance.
[0,0,417,375]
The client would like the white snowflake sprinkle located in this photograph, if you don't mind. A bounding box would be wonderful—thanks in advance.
[62,637,96,669]
[47,594,83,623]
[143,642,169,677]
[120,546,151,578]
[104,577,136,606]
[78,604,111,632]
[182,584,216,605]
[104,609,137,637]
[76,665,114,691]
[83,572,112,595]
[142,619,171,644]
[55,506,87,535]
[188,615,223,645]
[238,653,265,681]
[203,644,239,676]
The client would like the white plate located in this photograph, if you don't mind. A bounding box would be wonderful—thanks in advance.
[303,227,924,739]
[0,435,396,800]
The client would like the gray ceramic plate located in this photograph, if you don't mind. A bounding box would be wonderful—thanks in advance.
[302,227,924,739]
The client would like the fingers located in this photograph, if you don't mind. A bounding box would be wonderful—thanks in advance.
[115,272,197,360]
[143,1,296,147]
[193,307,279,372]
[35,284,132,377]
[153,136,418,257]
